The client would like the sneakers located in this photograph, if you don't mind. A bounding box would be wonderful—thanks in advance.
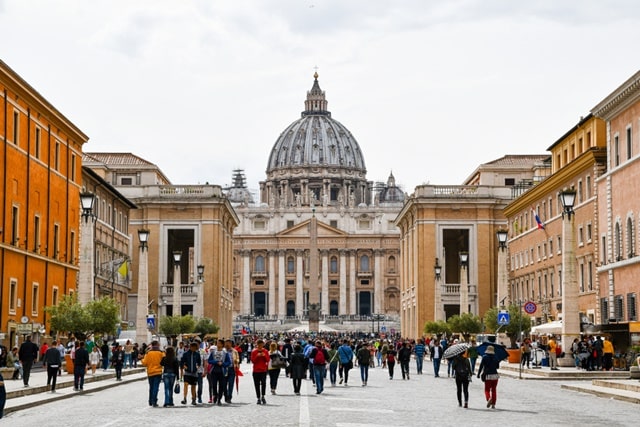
[257,399,262,405]
[339,378,343,384]
[261,397,266,405]
[487,399,492,408]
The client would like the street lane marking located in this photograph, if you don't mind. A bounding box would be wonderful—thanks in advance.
[299,379,310,427]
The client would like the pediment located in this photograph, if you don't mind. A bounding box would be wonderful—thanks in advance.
[276,219,348,238]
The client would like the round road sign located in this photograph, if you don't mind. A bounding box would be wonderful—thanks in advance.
[524,301,537,314]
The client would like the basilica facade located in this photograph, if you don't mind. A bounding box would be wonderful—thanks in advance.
[229,73,406,328]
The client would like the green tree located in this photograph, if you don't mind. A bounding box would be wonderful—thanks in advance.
[194,317,219,335]
[447,312,483,340]
[424,320,451,337]
[483,305,531,348]
[45,295,120,340]
[159,314,196,336]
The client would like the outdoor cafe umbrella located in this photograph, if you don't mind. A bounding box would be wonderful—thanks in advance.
[443,342,469,359]
[476,342,509,361]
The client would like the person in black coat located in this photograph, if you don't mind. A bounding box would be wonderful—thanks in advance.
[73,341,90,391]
[289,345,306,395]
[18,336,38,387]
[43,340,62,392]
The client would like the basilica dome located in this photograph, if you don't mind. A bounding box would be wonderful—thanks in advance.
[266,73,366,174]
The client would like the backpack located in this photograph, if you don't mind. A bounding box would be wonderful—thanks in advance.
[387,352,395,363]
[313,348,326,365]
[454,358,470,378]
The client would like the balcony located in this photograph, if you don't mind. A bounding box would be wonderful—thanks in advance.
[357,270,372,278]
[251,270,267,278]
[160,284,198,299]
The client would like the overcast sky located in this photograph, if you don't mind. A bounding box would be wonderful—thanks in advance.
[2,1,639,194]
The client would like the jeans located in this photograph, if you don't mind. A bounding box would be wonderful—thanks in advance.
[148,375,162,406]
[115,364,123,380]
[455,376,470,405]
[387,361,395,378]
[163,373,176,406]
[102,356,110,370]
[226,368,236,401]
[211,371,226,402]
[313,365,326,393]
[73,366,86,390]
[400,360,410,379]
[415,356,424,374]
[359,364,369,384]
[470,357,477,374]
[329,363,338,385]
[22,359,34,386]
[124,353,132,369]
[268,368,280,391]
[432,358,441,377]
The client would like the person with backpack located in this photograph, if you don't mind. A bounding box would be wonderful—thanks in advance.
[386,345,397,379]
[452,353,472,408]
[310,341,329,394]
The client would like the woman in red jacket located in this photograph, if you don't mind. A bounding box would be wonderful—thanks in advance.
[251,339,269,405]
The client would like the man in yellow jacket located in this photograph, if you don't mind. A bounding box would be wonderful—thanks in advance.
[602,337,614,371]
[141,340,164,407]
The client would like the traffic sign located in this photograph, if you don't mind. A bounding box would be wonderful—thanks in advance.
[380,326,387,332]
[497,310,510,326]
[146,314,156,329]
[524,301,537,314]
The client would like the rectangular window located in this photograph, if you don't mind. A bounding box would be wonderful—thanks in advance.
[586,223,592,242]
[34,215,41,252]
[601,236,607,264]
[287,279,295,286]
[588,261,593,291]
[614,135,620,166]
[627,127,632,160]
[120,177,133,185]
[330,220,338,228]
[253,220,265,230]
[255,280,264,286]
[11,205,19,246]
[628,293,637,321]
[70,231,76,263]
[557,236,562,254]
[614,295,624,321]
[13,110,19,144]
[55,141,61,171]
[578,226,584,246]
[330,279,338,286]
[578,180,583,203]
[358,220,371,230]
[286,220,294,228]
[34,127,41,159]
[504,178,515,186]
[579,263,585,292]
[71,154,77,182]
[550,271,554,297]
[9,279,18,312]
[601,298,609,323]
[32,283,40,315]
[53,224,60,259]
[586,175,591,199]
[360,280,369,286]
[549,239,553,257]
[52,287,59,306]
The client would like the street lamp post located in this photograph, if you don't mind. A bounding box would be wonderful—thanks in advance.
[78,192,96,305]
[496,229,509,308]
[434,258,445,321]
[371,314,384,334]
[173,250,182,317]
[560,189,579,367]
[459,252,469,314]
[135,229,150,345]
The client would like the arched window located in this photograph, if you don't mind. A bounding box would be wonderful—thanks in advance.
[615,222,622,261]
[287,256,295,274]
[330,256,338,273]
[286,300,295,317]
[255,255,265,272]
[329,300,339,316]
[627,217,635,257]
[360,255,370,272]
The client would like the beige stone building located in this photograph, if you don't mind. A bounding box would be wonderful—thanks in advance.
[592,71,640,347]
[228,74,406,332]
[395,155,549,339]
[84,153,239,337]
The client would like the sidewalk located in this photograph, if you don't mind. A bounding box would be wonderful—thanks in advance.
[2,366,147,415]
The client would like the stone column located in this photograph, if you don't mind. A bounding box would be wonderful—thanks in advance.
[374,249,383,313]
[268,250,276,316]
[350,250,357,314]
[136,242,149,345]
[321,249,329,316]
[242,250,251,315]
[339,249,347,315]
[78,216,94,305]
[278,250,286,316]
[561,211,579,366]
[296,249,304,316]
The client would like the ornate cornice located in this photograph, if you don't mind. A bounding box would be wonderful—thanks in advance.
[592,71,640,120]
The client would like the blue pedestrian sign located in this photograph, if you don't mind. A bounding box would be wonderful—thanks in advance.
[497,310,510,326]
[380,326,387,332]
[146,314,156,329]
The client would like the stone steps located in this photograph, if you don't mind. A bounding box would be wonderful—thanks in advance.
[562,380,640,405]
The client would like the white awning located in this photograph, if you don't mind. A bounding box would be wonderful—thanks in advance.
[531,320,562,335]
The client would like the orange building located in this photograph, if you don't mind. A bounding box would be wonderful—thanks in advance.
[0,60,88,348]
